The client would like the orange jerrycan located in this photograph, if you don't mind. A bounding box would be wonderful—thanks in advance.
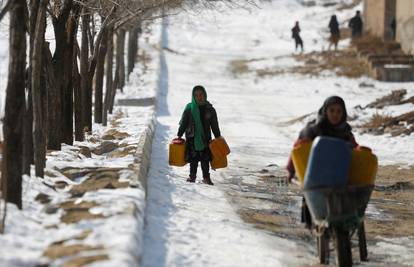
[209,137,230,158]
[291,140,312,185]
[349,146,378,186]
[169,138,186,167]
[210,154,227,170]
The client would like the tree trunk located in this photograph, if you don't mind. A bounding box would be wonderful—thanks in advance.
[22,79,34,175]
[73,43,83,141]
[61,6,80,145]
[115,29,126,91]
[80,10,91,133]
[22,0,39,175]
[49,0,73,149]
[1,0,27,209]
[127,27,140,79]
[94,21,107,124]
[31,0,48,178]
[103,27,114,126]
[48,22,64,150]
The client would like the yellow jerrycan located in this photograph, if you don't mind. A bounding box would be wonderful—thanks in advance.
[210,154,227,170]
[349,146,378,186]
[291,140,312,185]
[169,138,186,167]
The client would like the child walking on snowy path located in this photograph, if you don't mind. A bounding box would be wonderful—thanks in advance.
[177,85,221,185]
[286,96,358,228]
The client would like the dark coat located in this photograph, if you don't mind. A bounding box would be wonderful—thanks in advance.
[349,15,363,35]
[329,18,340,36]
[177,103,221,161]
[291,25,301,39]
[299,96,356,143]
[287,96,358,177]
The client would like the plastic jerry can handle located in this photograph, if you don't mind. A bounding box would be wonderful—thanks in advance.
[172,138,185,144]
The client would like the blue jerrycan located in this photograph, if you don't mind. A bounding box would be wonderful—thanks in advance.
[304,136,352,189]
[304,136,352,222]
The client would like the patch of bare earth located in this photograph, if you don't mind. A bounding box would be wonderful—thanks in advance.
[59,200,104,224]
[61,255,110,267]
[367,165,414,237]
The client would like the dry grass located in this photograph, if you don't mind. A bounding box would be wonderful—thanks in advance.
[292,50,369,78]
[362,112,394,128]
[230,49,369,79]
[352,35,403,55]
[229,59,250,76]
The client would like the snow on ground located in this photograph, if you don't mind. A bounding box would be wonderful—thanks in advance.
[142,0,414,266]
[0,23,161,266]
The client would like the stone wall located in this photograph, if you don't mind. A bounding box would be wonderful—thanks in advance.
[363,0,396,40]
[396,0,414,55]
[364,0,386,37]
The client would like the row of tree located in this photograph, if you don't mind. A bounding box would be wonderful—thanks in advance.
[0,0,184,210]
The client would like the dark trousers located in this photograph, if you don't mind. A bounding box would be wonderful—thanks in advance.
[294,36,303,51]
[189,152,210,179]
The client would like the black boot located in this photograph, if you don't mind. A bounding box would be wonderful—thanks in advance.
[187,176,196,183]
[202,174,214,185]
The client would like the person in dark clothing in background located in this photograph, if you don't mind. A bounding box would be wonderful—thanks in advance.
[291,21,304,52]
[348,10,363,39]
[177,85,221,185]
[286,96,358,228]
[390,17,396,40]
[328,15,340,50]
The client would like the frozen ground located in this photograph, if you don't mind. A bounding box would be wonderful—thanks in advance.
[142,0,414,266]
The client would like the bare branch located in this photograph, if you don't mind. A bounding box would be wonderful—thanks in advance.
[0,0,10,22]
[88,5,116,75]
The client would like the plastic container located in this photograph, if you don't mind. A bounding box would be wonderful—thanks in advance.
[169,138,186,167]
[210,154,227,170]
[349,146,378,186]
[304,136,352,189]
[209,137,230,158]
[291,140,312,185]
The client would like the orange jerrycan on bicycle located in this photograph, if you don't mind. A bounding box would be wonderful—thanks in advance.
[169,138,186,167]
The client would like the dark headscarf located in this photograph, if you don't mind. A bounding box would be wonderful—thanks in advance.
[181,85,209,151]
[299,96,353,141]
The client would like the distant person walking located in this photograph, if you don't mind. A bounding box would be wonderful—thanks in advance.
[328,15,340,50]
[348,10,363,39]
[291,21,304,52]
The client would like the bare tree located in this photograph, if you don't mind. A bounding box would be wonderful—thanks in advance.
[0,198,6,234]
[103,25,114,126]
[127,26,141,79]
[94,16,108,124]
[115,28,126,91]
[46,0,79,148]
[31,0,48,177]
[80,8,91,134]
[1,0,27,209]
